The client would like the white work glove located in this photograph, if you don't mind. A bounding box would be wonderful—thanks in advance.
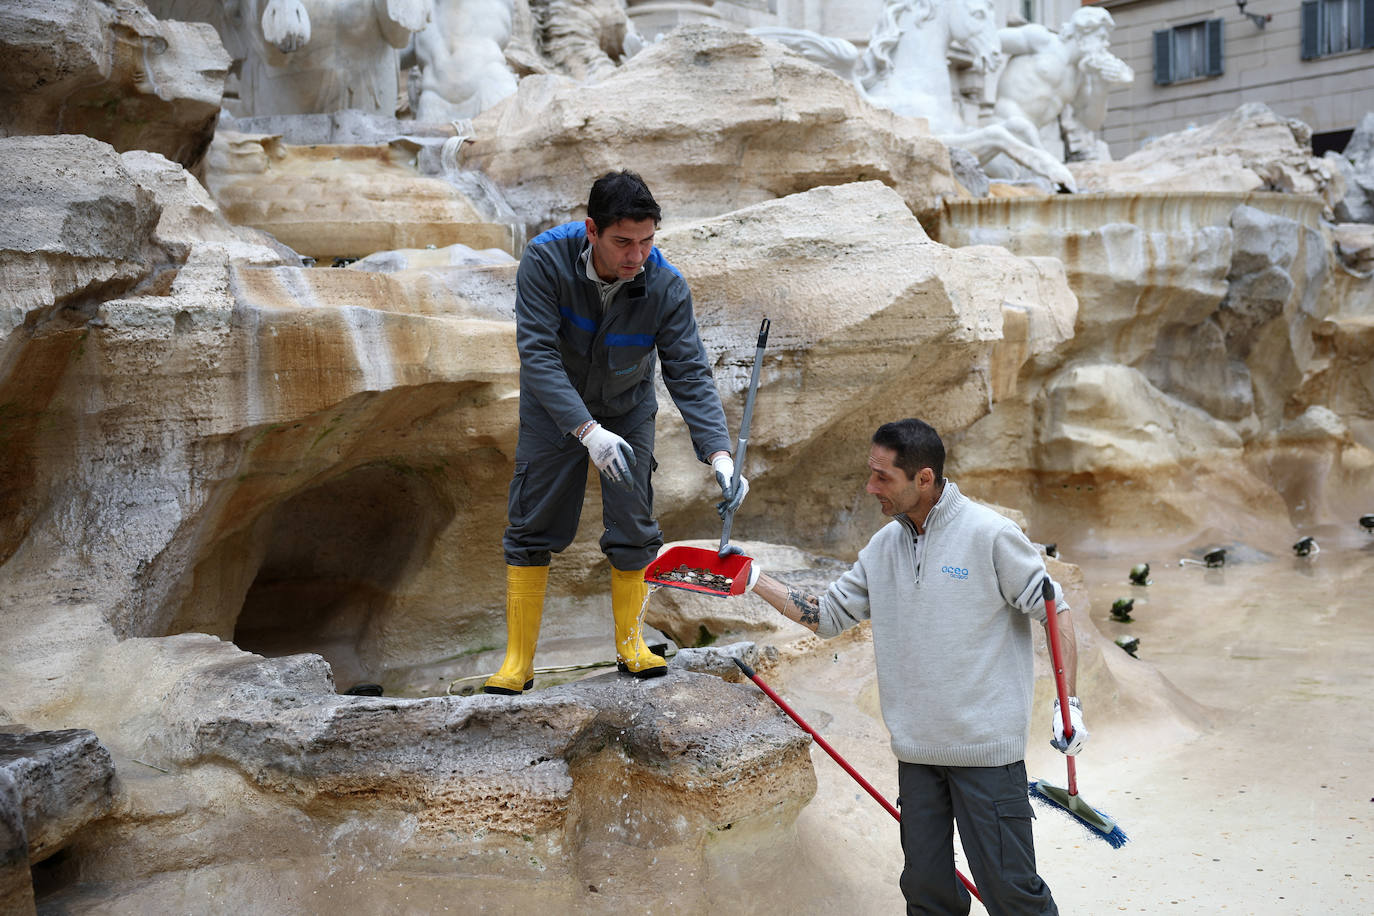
[715,545,761,592]
[580,423,636,491]
[1050,696,1089,756]
[711,455,750,518]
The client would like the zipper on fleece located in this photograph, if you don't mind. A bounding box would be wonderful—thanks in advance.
[898,514,924,585]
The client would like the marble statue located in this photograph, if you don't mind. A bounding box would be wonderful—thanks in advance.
[413,0,519,120]
[751,0,1076,190]
[529,0,643,83]
[151,0,431,116]
[995,6,1133,161]
[248,0,430,115]
[755,0,999,102]
[860,0,1076,189]
[856,0,1003,121]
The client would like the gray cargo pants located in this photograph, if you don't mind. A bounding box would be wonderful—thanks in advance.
[502,407,661,571]
[897,760,1056,916]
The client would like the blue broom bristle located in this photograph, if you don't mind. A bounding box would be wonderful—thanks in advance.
[1028,780,1130,848]
[1100,823,1130,849]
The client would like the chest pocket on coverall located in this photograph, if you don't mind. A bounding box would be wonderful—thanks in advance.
[603,334,654,400]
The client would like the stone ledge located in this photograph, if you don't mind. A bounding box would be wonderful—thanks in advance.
[0,728,117,914]
[0,730,116,864]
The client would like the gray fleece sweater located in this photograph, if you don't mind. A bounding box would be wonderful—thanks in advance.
[816,480,1064,768]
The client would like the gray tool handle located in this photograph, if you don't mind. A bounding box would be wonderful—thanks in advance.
[719,317,770,552]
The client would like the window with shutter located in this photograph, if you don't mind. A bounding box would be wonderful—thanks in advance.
[1301,0,1321,58]
[1154,28,1173,84]
[1303,0,1372,57]
[1205,18,1225,75]
[1156,20,1224,83]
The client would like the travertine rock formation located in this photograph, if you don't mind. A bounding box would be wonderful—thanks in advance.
[0,729,115,912]
[0,133,521,690]
[651,180,1076,556]
[1326,112,1374,224]
[466,25,961,229]
[1271,229,1374,524]
[12,635,813,912]
[1331,222,1374,274]
[1069,103,1344,215]
[932,189,1374,536]
[0,0,229,168]
[2,137,1074,693]
[0,731,115,863]
[4,4,1374,903]
[0,780,28,915]
[203,129,523,260]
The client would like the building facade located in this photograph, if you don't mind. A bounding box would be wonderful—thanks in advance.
[1094,0,1374,157]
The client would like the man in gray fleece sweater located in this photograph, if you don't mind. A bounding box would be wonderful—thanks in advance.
[742,418,1087,915]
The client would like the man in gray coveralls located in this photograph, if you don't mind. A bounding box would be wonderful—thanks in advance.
[484,170,747,694]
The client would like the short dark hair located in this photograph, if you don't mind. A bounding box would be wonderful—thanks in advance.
[587,170,661,231]
[872,419,945,481]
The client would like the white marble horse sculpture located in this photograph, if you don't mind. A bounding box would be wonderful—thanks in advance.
[753,0,1076,190]
[858,0,1000,124]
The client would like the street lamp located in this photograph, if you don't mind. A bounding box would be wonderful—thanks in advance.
[1236,0,1272,28]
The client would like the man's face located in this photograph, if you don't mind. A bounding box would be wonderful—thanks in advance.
[865,444,927,518]
[586,217,657,282]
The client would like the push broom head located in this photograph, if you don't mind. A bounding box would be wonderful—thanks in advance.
[1029,778,1129,849]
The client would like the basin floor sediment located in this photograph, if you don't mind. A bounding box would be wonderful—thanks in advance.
[32,531,1374,913]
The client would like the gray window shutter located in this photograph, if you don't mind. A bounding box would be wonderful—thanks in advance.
[1363,0,1374,49]
[1300,0,1320,59]
[1154,29,1173,85]
[1205,18,1225,76]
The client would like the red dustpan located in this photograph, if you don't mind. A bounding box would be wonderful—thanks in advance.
[644,546,753,596]
[645,317,769,598]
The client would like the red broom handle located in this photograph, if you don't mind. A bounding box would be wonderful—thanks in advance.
[732,658,980,903]
[742,662,899,819]
[1041,577,1079,797]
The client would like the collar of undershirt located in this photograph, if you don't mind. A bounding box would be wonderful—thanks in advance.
[580,243,644,294]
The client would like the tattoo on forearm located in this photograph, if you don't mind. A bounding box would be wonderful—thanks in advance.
[787,588,821,627]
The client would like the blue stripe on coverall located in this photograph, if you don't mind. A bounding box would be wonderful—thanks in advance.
[556,311,655,349]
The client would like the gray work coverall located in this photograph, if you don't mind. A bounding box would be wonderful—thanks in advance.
[502,221,732,571]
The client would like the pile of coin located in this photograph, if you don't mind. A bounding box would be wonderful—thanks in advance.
[655,564,733,591]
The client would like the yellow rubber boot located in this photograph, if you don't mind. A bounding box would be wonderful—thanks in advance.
[611,565,667,678]
[483,564,549,695]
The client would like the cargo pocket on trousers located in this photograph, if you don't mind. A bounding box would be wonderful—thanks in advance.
[993,794,1037,877]
[507,461,529,524]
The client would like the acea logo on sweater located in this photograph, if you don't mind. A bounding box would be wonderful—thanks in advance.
[941,564,969,581]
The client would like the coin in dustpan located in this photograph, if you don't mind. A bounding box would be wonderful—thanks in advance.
[656,564,733,592]
[644,546,751,596]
